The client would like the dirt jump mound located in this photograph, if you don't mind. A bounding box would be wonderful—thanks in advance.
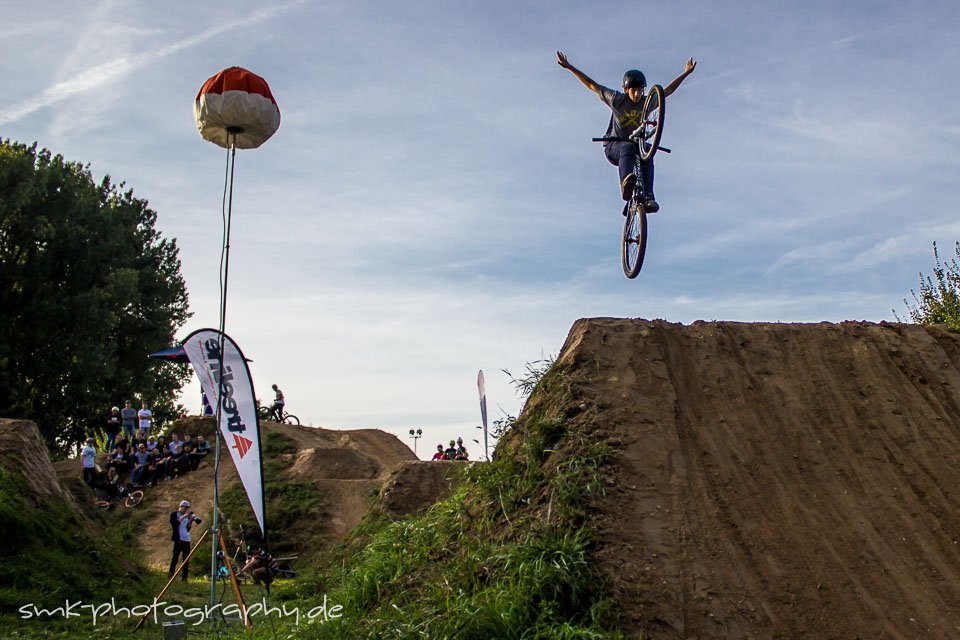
[558,319,960,639]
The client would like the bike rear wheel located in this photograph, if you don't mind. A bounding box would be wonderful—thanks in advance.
[124,490,144,508]
[282,413,300,426]
[638,85,665,162]
[621,198,648,278]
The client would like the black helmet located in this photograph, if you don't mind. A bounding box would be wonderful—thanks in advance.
[622,69,646,89]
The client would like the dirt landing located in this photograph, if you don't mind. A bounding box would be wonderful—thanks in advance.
[557,319,960,639]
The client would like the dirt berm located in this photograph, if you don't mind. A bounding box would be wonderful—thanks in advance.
[558,319,960,639]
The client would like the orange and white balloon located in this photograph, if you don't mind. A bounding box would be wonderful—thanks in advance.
[194,67,280,149]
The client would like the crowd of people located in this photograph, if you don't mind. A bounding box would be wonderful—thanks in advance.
[80,401,212,493]
[431,437,470,461]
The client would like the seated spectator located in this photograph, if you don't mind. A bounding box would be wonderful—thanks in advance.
[455,437,469,461]
[146,435,158,452]
[194,435,211,460]
[167,444,188,479]
[147,448,163,484]
[106,445,130,480]
[130,443,152,487]
[181,441,197,471]
[167,433,181,455]
[431,444,446,461]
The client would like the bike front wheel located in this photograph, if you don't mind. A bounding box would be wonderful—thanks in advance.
[622,199,648,278]
[638,84,665,162]
[124,490,144,508]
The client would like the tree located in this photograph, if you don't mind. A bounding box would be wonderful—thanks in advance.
[902,241,960,330]
[0,140,191,455]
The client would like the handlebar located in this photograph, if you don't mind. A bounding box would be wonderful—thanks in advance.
[591,136,671,153]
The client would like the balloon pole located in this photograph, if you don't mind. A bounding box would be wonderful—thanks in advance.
[210,126,242,620]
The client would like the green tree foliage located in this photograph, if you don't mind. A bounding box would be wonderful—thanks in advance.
[0,140,191,455]
[903,241,960,330]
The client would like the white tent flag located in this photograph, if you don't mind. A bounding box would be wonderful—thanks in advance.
[182,328,265,535]
[478,370,489,461]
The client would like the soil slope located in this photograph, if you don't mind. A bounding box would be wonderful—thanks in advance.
[52,419,434,569]
[557,319,960,639]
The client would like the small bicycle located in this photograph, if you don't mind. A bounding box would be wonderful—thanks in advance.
[95,482,144,510]
[256,401,300,425]
[593,84,666,278]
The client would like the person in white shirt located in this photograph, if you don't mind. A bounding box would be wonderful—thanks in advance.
[137,402,153,439]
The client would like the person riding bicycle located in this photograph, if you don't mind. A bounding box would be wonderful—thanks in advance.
[270,384,285,422]
[557,51,696,213]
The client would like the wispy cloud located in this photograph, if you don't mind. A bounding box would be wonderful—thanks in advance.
[0,0,307,127]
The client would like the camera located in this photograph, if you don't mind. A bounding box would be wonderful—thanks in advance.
[189,512,202,524]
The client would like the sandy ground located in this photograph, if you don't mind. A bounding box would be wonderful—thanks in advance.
[557,319,960,639]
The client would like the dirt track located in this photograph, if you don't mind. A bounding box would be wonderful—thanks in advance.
[558,319,960,639]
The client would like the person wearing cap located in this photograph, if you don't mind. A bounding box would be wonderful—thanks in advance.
[81,437,98,487]
[120,400,137,441]
[556,51,696,213]
[169,499,200,581]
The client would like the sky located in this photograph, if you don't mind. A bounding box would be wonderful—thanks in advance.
[3,0,960,458]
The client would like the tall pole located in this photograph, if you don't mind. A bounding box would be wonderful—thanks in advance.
[210,128,241,614]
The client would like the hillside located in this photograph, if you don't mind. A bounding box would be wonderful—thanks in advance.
[51,418,458,569]
[556,319,960,638]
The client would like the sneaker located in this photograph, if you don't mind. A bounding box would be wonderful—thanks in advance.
[620,174,637,201]
[644,197,660,213]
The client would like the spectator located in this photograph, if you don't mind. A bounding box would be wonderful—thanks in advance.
[120,400,137,442]
[455,437,469,461]
[194,435,211,460]
[146,435,158,452]
[106,444,130,480]
[131,443,152,487]
[105,407,122,453]
[444,440,457,460]
[169,500,200,581]
[167,433,181,454]
[239,548,279,590]
[137,402,153,439]
[81,437,97,487]
[431,444,446,461]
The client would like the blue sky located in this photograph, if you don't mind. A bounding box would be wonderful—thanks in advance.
[3,1,959,457]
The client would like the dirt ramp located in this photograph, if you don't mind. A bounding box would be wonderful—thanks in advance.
[558,319,960,639]
[378,461,462,516]
[0,419,76,506]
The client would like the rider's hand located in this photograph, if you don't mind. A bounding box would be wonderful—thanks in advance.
[684,58,697,74]
[557,51,571,69]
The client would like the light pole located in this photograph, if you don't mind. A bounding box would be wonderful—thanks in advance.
[408,428,422,455]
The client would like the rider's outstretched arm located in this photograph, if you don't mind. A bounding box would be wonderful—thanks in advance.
[557,51,601,95]
[664,58,697,97]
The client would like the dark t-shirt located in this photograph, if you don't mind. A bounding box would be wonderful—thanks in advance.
[597,85,645,141]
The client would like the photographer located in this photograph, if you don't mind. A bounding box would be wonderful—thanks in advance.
[168,499,202,581]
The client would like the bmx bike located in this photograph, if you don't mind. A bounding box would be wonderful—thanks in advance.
[95,482,144,510]
[256,402,300,425]
[593,84,667,279]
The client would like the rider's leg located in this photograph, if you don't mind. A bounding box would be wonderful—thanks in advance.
[605,142,639,201]
[639,158,659,212]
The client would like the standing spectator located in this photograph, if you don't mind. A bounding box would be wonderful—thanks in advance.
[444,440,457,460]
[169,500,200,581]
[120,400,137,442]
[202,392,214,417]
[81,437,98,487]
[431,444,446,461]
[105,407,122,453]
[137,401,153,439]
